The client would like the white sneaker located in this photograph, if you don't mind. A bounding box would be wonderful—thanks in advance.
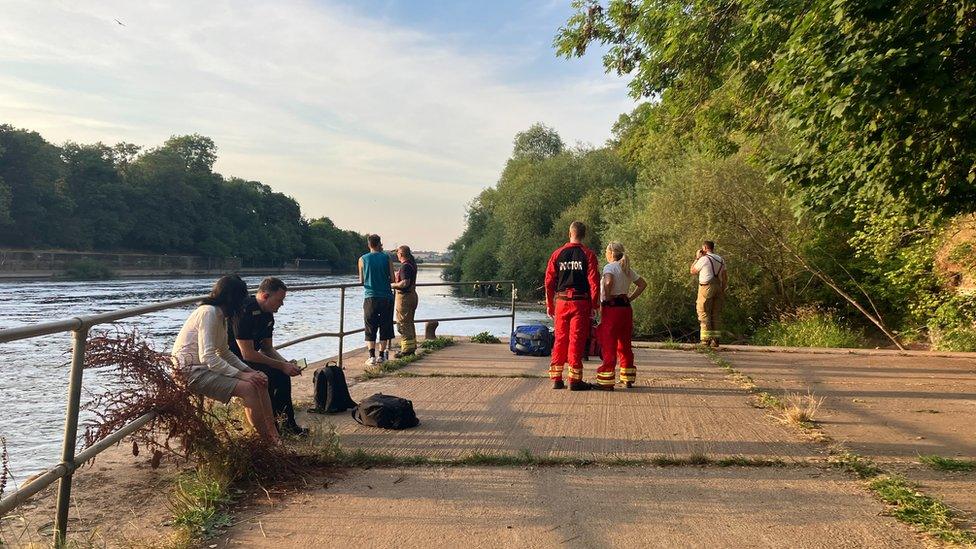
[375,355,386,365]
[365,356,376,366]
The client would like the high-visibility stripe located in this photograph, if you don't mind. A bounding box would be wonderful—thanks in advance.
[595,379,615,386]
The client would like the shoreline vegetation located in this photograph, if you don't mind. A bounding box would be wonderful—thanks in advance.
[0,127,365,274]
[446,3,976,352]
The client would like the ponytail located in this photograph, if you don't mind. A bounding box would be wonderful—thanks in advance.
[606,241,632,277]
[619,254,631,278]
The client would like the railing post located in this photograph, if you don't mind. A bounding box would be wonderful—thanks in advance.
[510,283,517,337]
[54,326,89,547]
[338,286,345,368]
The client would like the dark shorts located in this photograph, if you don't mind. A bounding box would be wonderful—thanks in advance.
[364,297,394,341]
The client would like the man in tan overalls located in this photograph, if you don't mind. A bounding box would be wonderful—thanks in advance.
[690,240,728,348]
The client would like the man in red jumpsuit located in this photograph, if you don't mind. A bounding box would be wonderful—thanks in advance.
[545,221,601,390]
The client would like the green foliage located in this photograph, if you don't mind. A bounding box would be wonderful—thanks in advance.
[551,1,976,347]
[169,468,233,538]
[419,336,455,351]
[771,1,976,220]
[868,475,976,544]
[470,331,501,344]
[0,125,362,269]
[62,258,115,280]
[918,455,976,472]
[448,127,635,297]
[512,122,564,161]
[605,146,811,339]
[753,308,866,349]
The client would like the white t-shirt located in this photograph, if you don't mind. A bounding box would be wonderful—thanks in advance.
[602,261,640,301]
[694,253,725,284]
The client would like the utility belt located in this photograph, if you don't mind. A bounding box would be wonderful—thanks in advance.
[555,290,589,301]
[601,295,631,307]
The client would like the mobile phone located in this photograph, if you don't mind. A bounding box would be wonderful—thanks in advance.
[296,358,309,371]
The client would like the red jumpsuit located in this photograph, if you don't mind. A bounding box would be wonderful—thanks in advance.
[545,242,601,383]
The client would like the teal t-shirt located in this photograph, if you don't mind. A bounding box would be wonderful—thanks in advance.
[361,251,393,299]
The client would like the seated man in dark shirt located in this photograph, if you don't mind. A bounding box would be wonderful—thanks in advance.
[228,277,307,436]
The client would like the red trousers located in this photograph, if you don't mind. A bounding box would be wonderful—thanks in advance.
[549,299,591,382]
[596,305,635,386]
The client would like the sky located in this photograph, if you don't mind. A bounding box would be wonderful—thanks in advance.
[0,0,636,251]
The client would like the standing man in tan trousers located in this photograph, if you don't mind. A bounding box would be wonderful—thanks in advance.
[690,240,728,348]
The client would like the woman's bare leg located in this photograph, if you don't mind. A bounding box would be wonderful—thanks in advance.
[232,380,279,442]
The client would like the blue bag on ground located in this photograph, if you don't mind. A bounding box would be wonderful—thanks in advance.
[510,324,553,356]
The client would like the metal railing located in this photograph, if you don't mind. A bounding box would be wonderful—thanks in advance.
[0,279,516,545]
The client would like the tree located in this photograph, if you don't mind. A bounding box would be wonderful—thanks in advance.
[511,123,565,161]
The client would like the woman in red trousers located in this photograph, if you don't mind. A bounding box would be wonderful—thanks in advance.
[595,242,647,390]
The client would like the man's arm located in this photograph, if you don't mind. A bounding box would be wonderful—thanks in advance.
[690,252,704,275]
[586,249,601,310]
[236,338,297,374]
[388,255,395,283]
[358,257,364,283]
[544,249,559,316]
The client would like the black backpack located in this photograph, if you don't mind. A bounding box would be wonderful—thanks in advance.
[309,362,357,414]
[351,393,419,430]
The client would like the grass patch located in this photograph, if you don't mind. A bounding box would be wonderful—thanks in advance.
[168,467,233,539]
[658,338,683,350]
[829,451,883,479]
[470,331,501,344]
[868,475,976,544]
[359,337,455,380]
[752,308,865,348]
[918,455,976,472]
[293,431,791,470]
[420,336,455,351]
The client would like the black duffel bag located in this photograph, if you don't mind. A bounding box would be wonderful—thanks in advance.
[351,393,420,430]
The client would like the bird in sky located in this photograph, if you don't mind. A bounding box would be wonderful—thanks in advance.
[114,18,125,26]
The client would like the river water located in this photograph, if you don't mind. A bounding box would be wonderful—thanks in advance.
[0,269,546,484]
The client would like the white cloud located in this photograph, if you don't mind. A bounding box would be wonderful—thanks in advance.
[0,0,633,249]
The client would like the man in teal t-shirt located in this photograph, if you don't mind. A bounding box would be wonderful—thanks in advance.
[358,234,395,365]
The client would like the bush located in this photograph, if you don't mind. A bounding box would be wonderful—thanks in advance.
[63,258,114,280]
[927,294,976,352]
[420,337,455,351]
[752,308,866,348]
[471,331,501,344]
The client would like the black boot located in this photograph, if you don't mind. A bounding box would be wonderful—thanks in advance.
[568,380,592,391]
[552,379,565,390]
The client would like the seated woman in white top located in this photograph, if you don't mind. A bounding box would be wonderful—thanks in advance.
[594,242,647,390]
[171,275,279,443]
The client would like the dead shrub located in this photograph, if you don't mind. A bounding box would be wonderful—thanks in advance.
[777,392,825,427]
